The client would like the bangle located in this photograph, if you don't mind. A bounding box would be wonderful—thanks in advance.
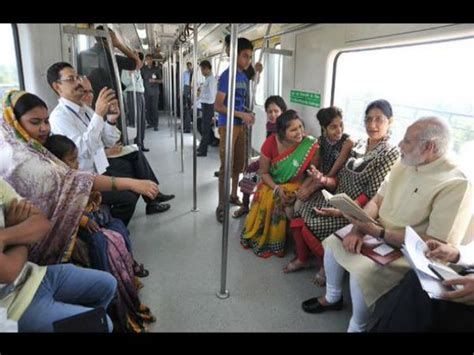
[111,176,117,191]
[273,185,281,196]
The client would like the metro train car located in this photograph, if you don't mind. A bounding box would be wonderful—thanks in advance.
[0,22,473,334]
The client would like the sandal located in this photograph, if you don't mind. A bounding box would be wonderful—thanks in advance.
[283,259,310,273]
[229,195,243,206]
[232,207,249,218]
[312,268,327,287]
[216,207,224,223]
[133,262,150,278]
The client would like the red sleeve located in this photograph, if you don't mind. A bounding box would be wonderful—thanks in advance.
[261,135,277,159]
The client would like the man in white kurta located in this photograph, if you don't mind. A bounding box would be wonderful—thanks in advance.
[302,117,473,332]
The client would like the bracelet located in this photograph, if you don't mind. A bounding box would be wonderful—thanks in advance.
[273,185,281,196]
[111,176,117,191]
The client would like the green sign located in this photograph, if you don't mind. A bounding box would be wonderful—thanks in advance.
[290,90,321,108]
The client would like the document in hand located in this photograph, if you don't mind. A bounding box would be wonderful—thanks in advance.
[321,190,381,226]
[402,226,461,299]
[107,144,139,159]
[333,224,402,266]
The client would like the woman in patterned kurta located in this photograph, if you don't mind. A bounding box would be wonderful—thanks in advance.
[285,100,400,281]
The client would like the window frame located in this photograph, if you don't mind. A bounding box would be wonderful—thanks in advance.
[10,23,25,90]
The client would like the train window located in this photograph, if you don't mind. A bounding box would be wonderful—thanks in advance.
[213,55,229,78]
[272,43,283,96]
[77,34,90,52]
[333,37,474,179]
[0,24,21,99]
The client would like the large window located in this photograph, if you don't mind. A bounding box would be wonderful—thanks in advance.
[333,37,474,179]
[254,44,283,106]
[0,24,21,100]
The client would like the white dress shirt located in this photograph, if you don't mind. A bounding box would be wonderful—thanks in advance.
[49,97,121,173]
[198,74,217,104]
[121,70,145,93]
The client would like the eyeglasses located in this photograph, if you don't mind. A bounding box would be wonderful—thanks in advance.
[57,75,85,83]
[364,116,388,125]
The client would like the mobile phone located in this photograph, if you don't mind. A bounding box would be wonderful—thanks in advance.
[428,263,462,291]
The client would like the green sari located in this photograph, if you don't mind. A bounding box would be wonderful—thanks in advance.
[241,135,318,258]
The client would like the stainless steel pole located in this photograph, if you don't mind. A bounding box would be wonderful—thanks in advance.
[132,72,140,148]
[103,24,129,145]
[172,50,177,142]
[191,24,199,212]
[179,44,185,173]
[217,24,238,299]
[246,24,272,164]
[167,53,172,120]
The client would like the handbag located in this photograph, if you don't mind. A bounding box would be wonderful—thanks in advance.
[238,160,260,195]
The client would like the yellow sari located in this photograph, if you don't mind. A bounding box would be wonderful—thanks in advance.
[240,135,318,258]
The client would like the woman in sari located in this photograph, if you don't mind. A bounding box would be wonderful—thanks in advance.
[0,90,157,332]
[240,110,319,258]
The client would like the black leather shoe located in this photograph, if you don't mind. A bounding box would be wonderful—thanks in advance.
[155,192,175,203]
[141,147,150,152]
[146,202,170,215]
[214,171,219,178]
[197,151,207,157]
[302,296,343,314]
[154,127,159,131]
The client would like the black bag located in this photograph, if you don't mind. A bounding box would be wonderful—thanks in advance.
[53,307,109,333]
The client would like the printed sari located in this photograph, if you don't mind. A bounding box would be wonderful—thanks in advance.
[240,135,318,257]
[78,192,155,332]
[0,90,95,265]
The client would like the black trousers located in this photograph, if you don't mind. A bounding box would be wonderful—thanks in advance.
[369,269,474,332]
[145,92,159,128]
[101,150,160,225]
[197,103,214,154]
[125,92,146,147]
[183,85,192,131]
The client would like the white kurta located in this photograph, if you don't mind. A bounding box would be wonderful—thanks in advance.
[324,156,473,307]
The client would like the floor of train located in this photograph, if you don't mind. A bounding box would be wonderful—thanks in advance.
[127,114,352,332]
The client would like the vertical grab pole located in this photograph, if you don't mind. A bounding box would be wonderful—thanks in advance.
[167,48,172,127]
[163,58,170,114]
[173,51,178,146]
[191,24,199,212]
[246,24,272,164]
[217,24,238,299]
[173,52,178,152]
[103,24,129,145]
[179,43,185,173]
[132,72,140,148]
[168,52,173,122]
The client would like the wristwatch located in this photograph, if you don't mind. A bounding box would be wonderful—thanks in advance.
[377,228,385,241]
